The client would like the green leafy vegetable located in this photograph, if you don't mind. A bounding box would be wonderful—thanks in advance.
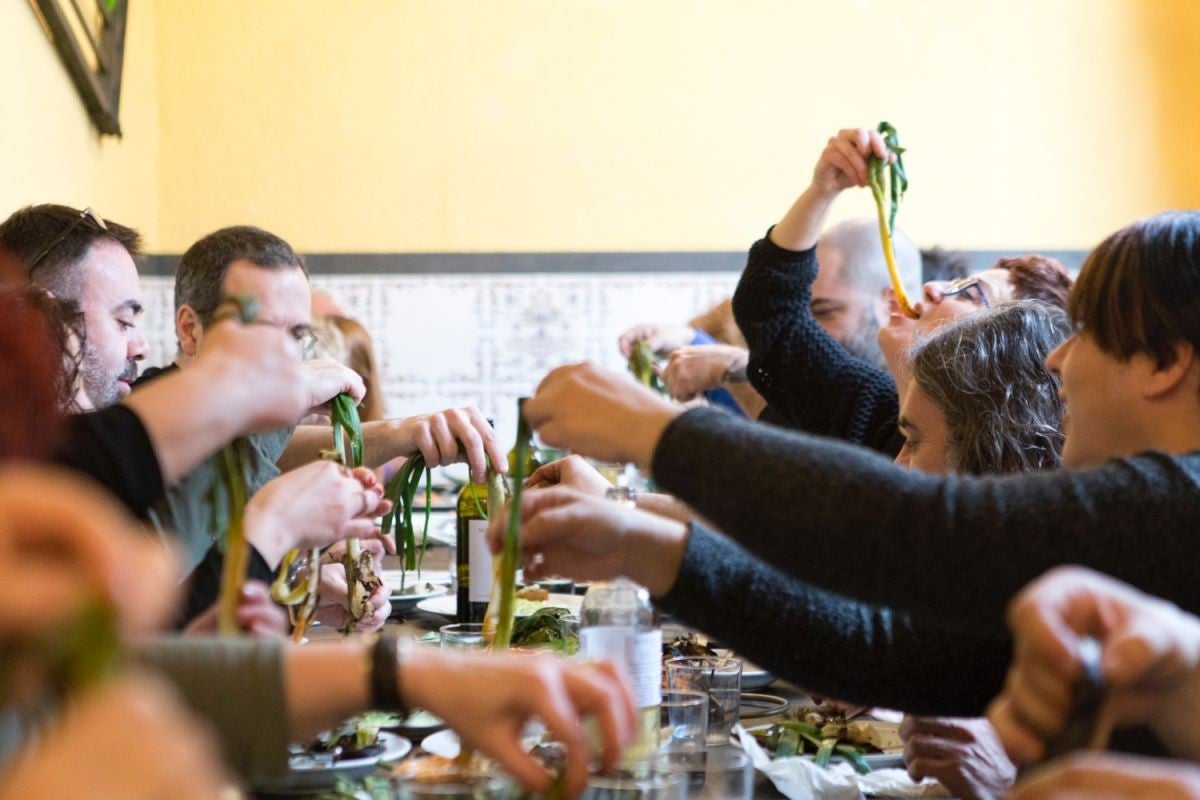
[867,121,917,320]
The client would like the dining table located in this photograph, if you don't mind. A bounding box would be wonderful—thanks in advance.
[248,543,949,800]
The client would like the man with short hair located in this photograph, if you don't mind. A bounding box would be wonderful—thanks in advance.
[145,224,503,629]
[0,205,315,514]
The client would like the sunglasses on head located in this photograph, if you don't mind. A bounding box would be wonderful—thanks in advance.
[26,207,109,275]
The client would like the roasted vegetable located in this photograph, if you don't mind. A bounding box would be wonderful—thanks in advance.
[491,400,531,650]
[750,716,878,774]
[628,339,665,392]
[509,607,579,654]
[330,394,382,632]
[868,121,918,320]
[213,295,259,635]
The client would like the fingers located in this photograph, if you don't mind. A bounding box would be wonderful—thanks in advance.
[522,658,592,798]
[467,405,508,477]
[235,581,289,638]
[525,461,563,489]
[569,661,636,774]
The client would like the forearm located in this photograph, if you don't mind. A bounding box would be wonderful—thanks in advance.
[651,408,1200,630]
[731,236,900,451]
[769,186,838,251]
[283,641,372,741]
[634,492,694,524]
[276,425,331,471]
[658,525,1010,715]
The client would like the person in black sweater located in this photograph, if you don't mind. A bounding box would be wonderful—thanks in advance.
[735,126,1072,455]
[510,209,1200,773]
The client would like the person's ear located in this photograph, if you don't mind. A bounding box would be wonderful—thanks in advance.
[1142,342,1197,401]
[177,304,204,357]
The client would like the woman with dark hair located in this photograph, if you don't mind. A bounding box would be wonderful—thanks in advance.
[897,300,1069,475]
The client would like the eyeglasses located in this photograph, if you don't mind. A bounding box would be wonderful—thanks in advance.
[26,207,109,276]
[940,276,991,308]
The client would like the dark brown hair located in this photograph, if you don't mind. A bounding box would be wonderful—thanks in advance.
[1069,211,1200,368]
[996,254,1073,311]
[174,225,306,324]
[0,204,142,300]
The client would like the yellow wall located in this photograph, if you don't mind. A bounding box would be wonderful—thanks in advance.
[4,1,1199,254]
[0,0,159,244]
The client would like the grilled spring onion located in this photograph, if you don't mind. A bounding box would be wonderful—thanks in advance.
[490,402,531,650]
[381,452,433,590]
[214,295,260,635]
[0,601,121,707]
[628,339,665,393]
[868,121,918,320]
[330,393,382,633]
[271,547,322,642]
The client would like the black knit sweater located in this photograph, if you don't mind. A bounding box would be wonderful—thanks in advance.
[732,234,903,456]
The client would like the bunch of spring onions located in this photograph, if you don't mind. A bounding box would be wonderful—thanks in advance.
[628,340,665,393]
[214,295,260,635]
[868,121,918,320]
[380,452,432,591]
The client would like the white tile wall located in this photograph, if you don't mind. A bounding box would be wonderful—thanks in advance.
[139,272,739,442]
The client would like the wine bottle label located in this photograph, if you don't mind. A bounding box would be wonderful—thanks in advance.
[467,520,492,603]
[580,626,663,708]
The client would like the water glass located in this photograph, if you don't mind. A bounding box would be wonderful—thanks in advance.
[390,772,511,800]
[665,657,742,746]
[653,747,753,800]
[659,690,708,752]
[439,622,487,650]
[581,770,687,800]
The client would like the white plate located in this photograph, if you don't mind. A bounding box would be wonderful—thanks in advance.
[261,731,412,793]
[742,723,904,770]
[416,592,582,619]
[421,728,462,759]
[421,723,546,760]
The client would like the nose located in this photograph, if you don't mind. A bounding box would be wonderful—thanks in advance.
[129,326,149,361]
[924,281,946,305]
[1044,336,1072,376]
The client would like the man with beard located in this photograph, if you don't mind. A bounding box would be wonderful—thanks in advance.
[622,217,916,417]
[734,127,1069,454]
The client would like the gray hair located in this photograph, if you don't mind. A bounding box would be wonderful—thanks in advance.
[911,300,1070,475]
[821,218,922,299]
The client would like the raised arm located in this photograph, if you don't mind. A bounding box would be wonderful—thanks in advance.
[733,128,901,452]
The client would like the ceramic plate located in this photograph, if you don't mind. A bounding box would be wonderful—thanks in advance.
[416,592,582,619]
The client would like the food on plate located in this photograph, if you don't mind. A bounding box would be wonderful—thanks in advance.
[750,706,900,774]
[516,586,549,602]
[298,711,401,762]
[508,607,579,654]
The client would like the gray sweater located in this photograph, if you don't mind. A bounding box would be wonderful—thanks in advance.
[652,407,1200,704]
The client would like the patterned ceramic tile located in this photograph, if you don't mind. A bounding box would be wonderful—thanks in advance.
[137,272,739,442]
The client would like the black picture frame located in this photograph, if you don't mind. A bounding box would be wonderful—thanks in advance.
[31,0,128,136]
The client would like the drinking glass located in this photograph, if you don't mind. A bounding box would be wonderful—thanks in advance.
[581,770,687,800]
[390,772,511,800]
[653,747,753,800]
[665,657,742,746]
[439,622,487,650]
[659,690,708,752]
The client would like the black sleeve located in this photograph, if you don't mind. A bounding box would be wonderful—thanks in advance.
[652,407,1200,630]
[732,232,902,455]
[51,405,164,518]
[175,544,277,628]
[658,524,1011,715]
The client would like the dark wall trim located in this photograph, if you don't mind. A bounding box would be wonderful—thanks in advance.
[141,249,1089,278]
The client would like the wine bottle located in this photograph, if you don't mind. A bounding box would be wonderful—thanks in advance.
[455,480,492,624]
